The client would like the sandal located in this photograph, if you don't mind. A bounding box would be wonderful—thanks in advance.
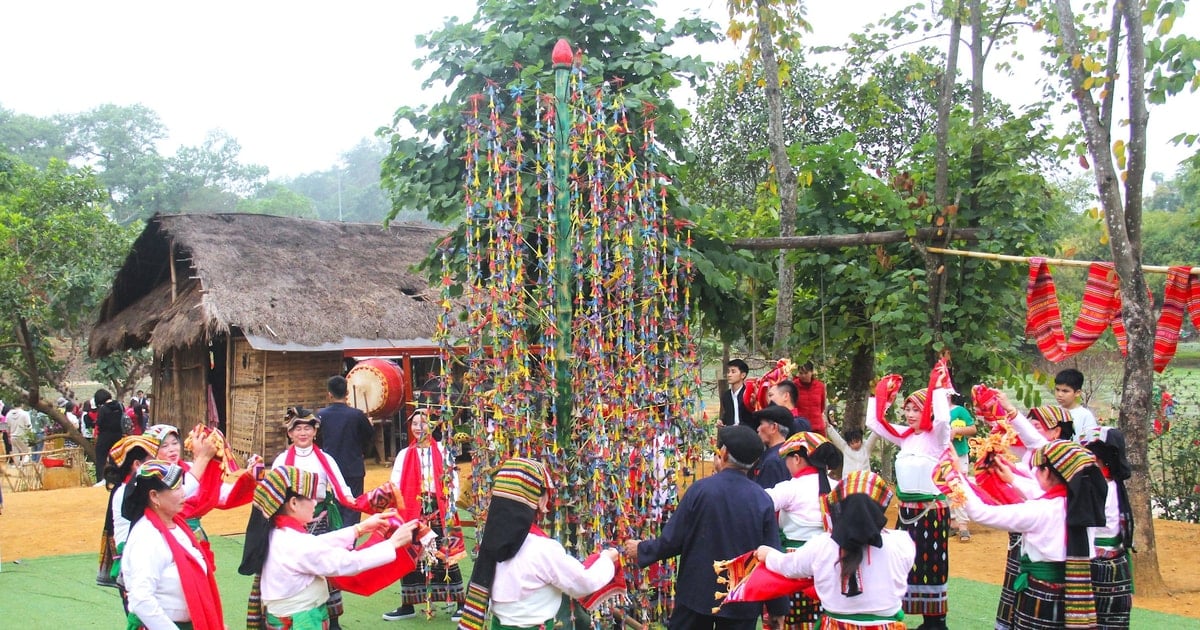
[959,530,971,542]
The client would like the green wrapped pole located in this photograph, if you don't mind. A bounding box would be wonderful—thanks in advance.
[551,39,574,442]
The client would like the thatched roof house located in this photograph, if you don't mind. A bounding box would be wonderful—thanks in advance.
[91,213,456,458]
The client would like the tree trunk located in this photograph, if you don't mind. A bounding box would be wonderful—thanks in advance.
[753,0,800,355]
[1053,0,1166,594]
[843,342,875,432]
[968,0,985,216]
[924,2,963,358]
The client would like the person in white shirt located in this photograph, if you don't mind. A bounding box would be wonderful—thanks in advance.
[98,434,159,596]
[948,440,1106,630]
[5,404,32,463]
[1053,369,1099,443]
[241,465,418,630]
[756,471,915,630]
[825,424,878,476]
[458,458,618,630]
[120,460,225,630]
[865,386,953,630]
[382,409,464,621]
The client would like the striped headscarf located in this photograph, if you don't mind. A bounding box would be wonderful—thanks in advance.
[136,459,185,489]
[821,471,895,597]
[1029,405,1072,431]
[491,458,552,509]
[780,431,841,495]
[823,471,894,514]
[146,424,181,444]
[903,388,928,410]
[253,466,318,518]
[779,431,830,458]
[109,435,161,467]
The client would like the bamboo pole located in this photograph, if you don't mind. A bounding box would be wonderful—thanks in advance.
[925,246,1199,275]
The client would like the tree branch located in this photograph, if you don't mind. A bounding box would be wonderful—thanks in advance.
[731,227,985,251]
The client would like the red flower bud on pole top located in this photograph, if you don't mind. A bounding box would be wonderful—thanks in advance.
[552,38,573,67]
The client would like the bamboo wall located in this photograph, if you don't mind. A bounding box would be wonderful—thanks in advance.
[151,344,209,434]
[227,334,342,460]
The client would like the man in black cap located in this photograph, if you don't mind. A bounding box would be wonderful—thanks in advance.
[624,425,781,630]
[750,405,793,491]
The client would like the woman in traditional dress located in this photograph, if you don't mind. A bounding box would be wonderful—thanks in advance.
[865,387,953,630]
[1079,426,1135,630]
[382,408,465,621]
[457,458,619,630]
[98,435,159,601]
[120,460,225,630]
[756,471,915,630]
[264,407,358,629]
[764,431,843,630]
[950,439,1106,629]
[241,465,418,630]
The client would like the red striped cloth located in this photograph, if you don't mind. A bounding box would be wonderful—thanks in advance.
[1025,258,1067,361]
[1154,266,1200,372]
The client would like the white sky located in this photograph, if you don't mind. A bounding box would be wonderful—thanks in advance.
[3,0,1195,179]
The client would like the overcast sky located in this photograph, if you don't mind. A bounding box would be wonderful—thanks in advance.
[4,0,1195,179]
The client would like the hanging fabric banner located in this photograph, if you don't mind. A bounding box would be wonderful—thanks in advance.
[1026,260,1128,362]
[1153,266,1200,372]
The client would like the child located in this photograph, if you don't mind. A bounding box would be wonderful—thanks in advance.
[1054,369,1099,442]
[1080,426,1135,630]
[949,440,1107,629]
[458,458,618,630]
[824,425,878,476]
[763,432,843,630]
[866,386,953,630]
[756,471,915,630]
[243,466,419,630]
[947,398,977,541]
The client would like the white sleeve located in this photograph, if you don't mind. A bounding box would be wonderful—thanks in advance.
[122,533,177,630]
[533,539,616,599]
[763,541,818,579]
[931,388,953,449]
[1010,412,1048,449]
[962,482,1042,532]
[825,425,847,450]
[322,453,356,500]
[286,532,397,577]
[390,449,407,486]
[865,397,908,447]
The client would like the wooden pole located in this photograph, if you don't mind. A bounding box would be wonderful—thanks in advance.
[925,246,1199,275]
[732,227,984,251]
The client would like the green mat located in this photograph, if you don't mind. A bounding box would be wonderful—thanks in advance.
[0,534,1193,628]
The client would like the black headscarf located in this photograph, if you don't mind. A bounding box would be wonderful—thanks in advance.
[829,494,887,597]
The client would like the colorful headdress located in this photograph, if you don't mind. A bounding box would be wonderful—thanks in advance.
[136,459,184,490]
[1029,405,1071,431]
[903,388,928,410]
[779,431,830,458]
[254,466,319,518]
[491,458,551,509]
[823,471,894,514]
[145,424,180,444]
[284,406,320,431]
[109,435,161,467]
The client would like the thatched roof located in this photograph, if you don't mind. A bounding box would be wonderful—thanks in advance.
[90,213,456,356]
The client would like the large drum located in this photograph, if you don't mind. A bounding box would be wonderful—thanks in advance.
[345,359,406,419]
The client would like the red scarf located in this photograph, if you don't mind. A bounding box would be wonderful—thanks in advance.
[274,514,308,533]
[873,375,912,440]
[1154,266,1200,372]
[791,465,817,479]
[179,461,224,520]
[397,442,447,523]
[1040,484,1068,501]
[284,445,354,507]
[142,508,224,630]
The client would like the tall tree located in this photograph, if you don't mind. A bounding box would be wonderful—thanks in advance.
[1040,0,1200,593]
[726,0,809,355]
[0,155,131,463]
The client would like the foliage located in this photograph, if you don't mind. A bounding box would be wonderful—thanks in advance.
[0,155,131,408]
[87,348,154,403]
[379,0,718,223]
[1148,377,1200,523]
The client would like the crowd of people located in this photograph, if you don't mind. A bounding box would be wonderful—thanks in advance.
[714,359,1131,630]
[2,357,1133,630]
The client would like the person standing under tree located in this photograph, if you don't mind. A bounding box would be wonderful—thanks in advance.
[793,362,827,433]
[318,375,375,526]
[624,425,781,630]
[720,359,752,427]
[948,397,977,542]
[1054,369,1099,443]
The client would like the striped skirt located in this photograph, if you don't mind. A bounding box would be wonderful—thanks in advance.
[779,539,820,630]
[1092,552,1132,630]
[994,532,1022,630]
[819,619,904,630]
[1012,577,1066,630]
[896,499,948,617]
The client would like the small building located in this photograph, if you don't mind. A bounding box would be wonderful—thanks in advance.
[90,213,457,459]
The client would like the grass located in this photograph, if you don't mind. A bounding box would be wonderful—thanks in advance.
[0,534,1192,628]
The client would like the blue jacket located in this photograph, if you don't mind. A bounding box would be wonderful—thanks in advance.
[315,402,373,478]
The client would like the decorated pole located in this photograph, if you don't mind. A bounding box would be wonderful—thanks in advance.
[551,38,574,440]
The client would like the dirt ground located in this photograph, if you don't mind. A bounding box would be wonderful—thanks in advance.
[2,462,1198,619]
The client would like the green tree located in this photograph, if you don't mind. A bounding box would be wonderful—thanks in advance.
[1032,0,1200,593]
[0,155,131,464]
[379,0,718,224]
[237,183,318,218]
